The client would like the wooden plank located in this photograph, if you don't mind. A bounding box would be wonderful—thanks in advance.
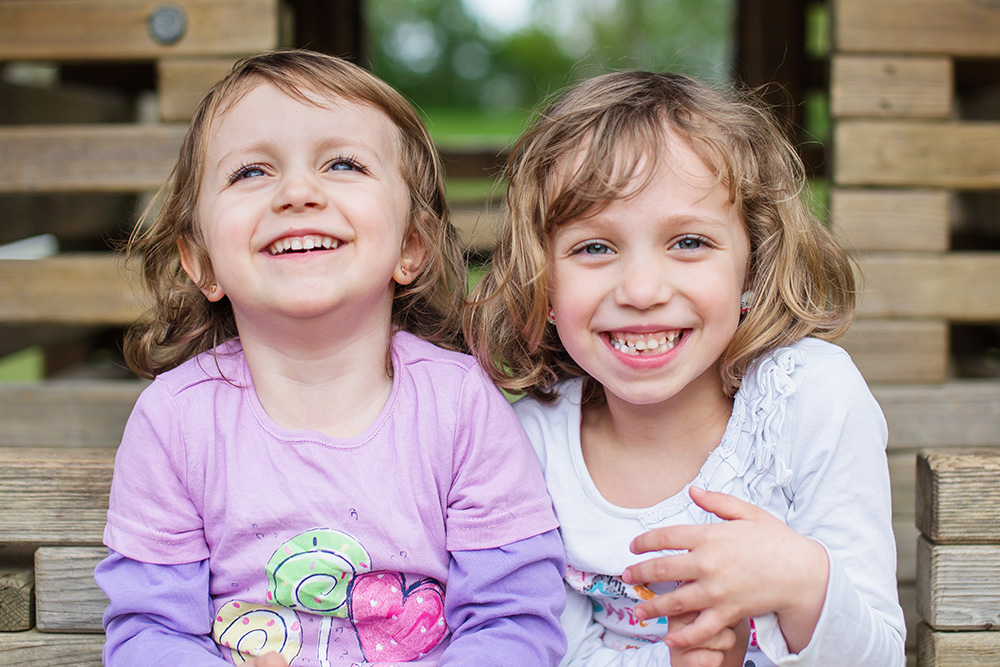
[831,189,950,253]
[830,55,953,119]
[0,629,103,664]
[916,449,1000,544]
[890,451,918,582]
[873,383,1000,451]
[35,547,107,633]
[0,567,34,632]
[834,0,1000,57]
[0,448,113,547]
[0,0,278,61]
[842,319,948,384]
[0,124,185,193]
[453,204,500,254]
[899,583,917,655]
[855,253,1000,321]
[0,254,148,325]
[835,121,1000,189]
[157,57,237,122]
[917,623,1000,666]
[0,380,144,448]
[917,536,1000,630]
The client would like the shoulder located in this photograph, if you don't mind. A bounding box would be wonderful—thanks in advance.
[742,337,867,399]
[151,339,246,395]
[512,378,583,465]
[392,330,481,378]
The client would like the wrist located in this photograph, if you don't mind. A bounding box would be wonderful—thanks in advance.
[775,537,829,653]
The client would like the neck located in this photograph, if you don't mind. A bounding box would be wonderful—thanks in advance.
[580,366,734,508]
[235,307,396,438]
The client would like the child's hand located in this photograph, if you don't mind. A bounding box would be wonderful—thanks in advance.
[243,653,290,667]
[622,486,829,654]
[667,611,749,667]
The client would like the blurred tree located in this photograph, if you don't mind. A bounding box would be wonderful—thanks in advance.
[367,0,734,117]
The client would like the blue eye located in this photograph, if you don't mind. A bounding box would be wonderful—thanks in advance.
[329,157,366,173]
[229,164,266,182]
[673,236,705,251]
[581,242,612,255]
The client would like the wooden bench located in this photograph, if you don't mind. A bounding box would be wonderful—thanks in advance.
[916,449,1000,666]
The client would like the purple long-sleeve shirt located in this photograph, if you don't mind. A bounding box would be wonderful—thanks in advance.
[97,530,566,666]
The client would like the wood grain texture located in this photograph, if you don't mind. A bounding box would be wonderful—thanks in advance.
[916,449,1000,544]
[0,254,148,325]
[854,253,1000,321]
[0,567,34,632]
[917,537,1000,630]
[830,55,953,119]
[34,547,107,633]
[157,57,238,122]
[0,448,113,547]
[835,121,1000,189]
[917,623,1000,666]
[834,0,1000,57]
[873,383,1000,451]
[842,319,948,384]
[0,0,278,61]
[0,124,186,193]
[831,189,950,253]
[0,380,144,447]
[0,629,104,664]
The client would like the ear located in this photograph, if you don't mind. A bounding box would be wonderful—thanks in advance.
[392,224,428,286]
[178,237,226,302]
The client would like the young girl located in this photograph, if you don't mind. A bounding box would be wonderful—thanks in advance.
[467,70,906,666]
[95,50,566,667]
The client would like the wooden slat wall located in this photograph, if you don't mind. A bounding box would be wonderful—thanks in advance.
[831,2,1000,663]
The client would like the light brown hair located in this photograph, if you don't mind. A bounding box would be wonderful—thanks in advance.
[125,49,466,379]
[466,70,855,400]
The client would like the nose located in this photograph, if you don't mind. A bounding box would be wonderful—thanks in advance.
[272,169,327,212]
[615,254,671,311]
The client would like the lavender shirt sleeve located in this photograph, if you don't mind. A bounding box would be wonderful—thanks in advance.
[440,529,567,667]
[95,550,228,666]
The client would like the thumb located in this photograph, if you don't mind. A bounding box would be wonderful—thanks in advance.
[688,486,762,522]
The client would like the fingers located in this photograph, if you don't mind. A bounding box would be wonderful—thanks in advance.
[245,653,290,667]
[687,486,764,522]
[623,551,699,587]
[665,607,737,650]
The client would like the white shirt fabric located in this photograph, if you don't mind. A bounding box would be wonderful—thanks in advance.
[514,338,906,666]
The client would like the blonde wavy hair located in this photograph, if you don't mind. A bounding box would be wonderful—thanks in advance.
[466,70,855,401]
[125,50,466,379]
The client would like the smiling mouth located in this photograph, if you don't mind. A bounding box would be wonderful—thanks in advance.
[267,235,341,256]
[607,330,683,356]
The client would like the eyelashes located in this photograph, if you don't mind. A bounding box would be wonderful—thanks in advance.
[224,155,369,184]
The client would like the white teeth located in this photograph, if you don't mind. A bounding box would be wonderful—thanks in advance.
[266,235,340,256]
[608,331,682,356]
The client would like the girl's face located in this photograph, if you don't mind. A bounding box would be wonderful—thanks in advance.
[547,129,750,410]
[182,82,419,332]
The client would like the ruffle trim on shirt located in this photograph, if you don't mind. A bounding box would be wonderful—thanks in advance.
[733,346,804,503]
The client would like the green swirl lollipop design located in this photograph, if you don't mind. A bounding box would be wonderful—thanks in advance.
[265,528,371,618]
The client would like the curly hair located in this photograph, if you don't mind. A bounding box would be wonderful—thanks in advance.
[124,49,467,379]
[466,70,855,401]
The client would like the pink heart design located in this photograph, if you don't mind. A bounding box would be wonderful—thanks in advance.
[347,571,447,662]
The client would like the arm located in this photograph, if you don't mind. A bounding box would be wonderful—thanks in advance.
[623,349,905,666]
[95,550,227,666]
[439,530,566,667]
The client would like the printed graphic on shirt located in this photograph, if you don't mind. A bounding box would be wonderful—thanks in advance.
[212,528,447,665]
[565,564,670,648]
[347,571,447,662]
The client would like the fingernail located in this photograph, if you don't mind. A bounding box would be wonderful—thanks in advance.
[633,607,647,621]
[621,568,633,584]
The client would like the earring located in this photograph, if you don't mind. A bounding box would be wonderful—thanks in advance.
[740,290,754,316]
[209,284,218,294]
[400,265,408,276]
[546,307,556,324]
